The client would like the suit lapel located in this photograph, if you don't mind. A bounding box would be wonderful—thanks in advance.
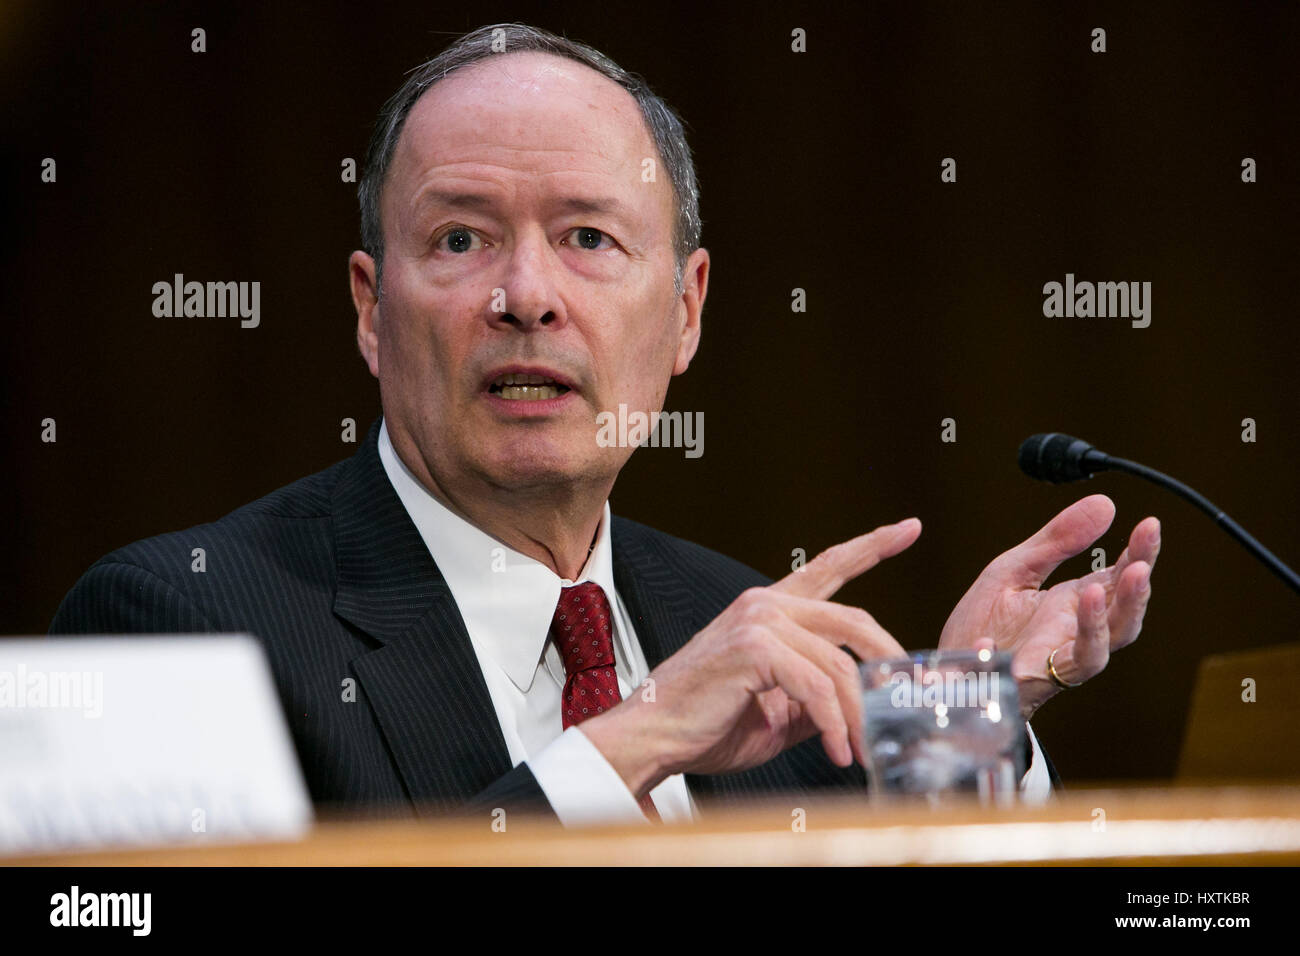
[332,419,513,812]
[610,523,701,670]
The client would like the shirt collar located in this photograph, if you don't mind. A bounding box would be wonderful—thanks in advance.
[377,419,617,692]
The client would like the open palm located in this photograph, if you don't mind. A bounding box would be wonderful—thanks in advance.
[938,494,1160,720]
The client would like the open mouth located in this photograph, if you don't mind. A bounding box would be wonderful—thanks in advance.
[487,372,572,402]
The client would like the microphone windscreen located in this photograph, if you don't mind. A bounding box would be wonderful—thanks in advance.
[1019,433,1093,482]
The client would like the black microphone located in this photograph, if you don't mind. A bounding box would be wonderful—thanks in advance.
[1017,433,1110,483]
[1018,432,1300,597]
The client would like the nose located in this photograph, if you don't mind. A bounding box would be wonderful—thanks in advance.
[491,229,566,332]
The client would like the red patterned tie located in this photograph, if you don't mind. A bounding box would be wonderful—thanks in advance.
[551,581,660,822]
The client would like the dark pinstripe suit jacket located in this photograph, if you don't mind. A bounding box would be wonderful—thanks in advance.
[50,417,916,820]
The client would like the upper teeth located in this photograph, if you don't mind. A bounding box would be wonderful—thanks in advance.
[494,373,559,387]
[498,384,560,401]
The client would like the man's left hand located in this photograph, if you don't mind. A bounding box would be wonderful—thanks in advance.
[938,494,1160,720]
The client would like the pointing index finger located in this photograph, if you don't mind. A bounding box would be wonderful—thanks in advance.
[773,518,922,601]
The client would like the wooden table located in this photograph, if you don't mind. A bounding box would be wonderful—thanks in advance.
[10,783,1300,866]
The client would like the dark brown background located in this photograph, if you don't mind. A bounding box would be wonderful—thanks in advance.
[4,0,1297,783]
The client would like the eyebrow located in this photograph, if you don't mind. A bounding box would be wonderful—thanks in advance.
[412,190,499,215]
[411,190,635,222]
[551,196,635,220]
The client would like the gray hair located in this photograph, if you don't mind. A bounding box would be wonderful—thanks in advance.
[358,23,701,295]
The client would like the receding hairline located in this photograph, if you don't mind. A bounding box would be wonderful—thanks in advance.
[379,49,659,210]
[358,24,702,295]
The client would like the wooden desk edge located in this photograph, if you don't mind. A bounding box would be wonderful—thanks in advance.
[9,784,1300,867]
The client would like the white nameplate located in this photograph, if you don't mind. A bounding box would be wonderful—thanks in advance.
[0,635,313,856]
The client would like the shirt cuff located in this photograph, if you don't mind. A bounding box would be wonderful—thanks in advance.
[526,726,652,827]
[1018,722,1053,803]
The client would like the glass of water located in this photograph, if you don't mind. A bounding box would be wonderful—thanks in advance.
[859,649,1024,805]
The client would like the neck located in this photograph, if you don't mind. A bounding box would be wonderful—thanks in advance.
[390,433,611,581]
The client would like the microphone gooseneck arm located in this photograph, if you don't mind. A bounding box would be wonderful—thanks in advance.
[1095,452,1300,597]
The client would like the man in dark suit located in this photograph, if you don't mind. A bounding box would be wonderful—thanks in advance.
[50,23,1161,825]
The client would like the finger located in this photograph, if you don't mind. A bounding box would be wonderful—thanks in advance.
[768,592,907,662]
[755,686,791,729]
[1105,516,1162,583]
[772,518,922,601]
[1123,516,1162,574]
[778,620,875,767]
[1055,583,1111,684]
[762,636,857,767]
[754,687,793,742]
[755,687,829,758]
[999,494,1116,589]
[1107,559,1152,649]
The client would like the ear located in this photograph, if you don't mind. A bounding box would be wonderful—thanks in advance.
[350,251,381,378]
[672,247,709,376]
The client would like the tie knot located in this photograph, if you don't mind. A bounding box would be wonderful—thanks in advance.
[551,581,616,678]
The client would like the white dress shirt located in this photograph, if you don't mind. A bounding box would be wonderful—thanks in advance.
[377,420,1051,826]
[379,421,692,825]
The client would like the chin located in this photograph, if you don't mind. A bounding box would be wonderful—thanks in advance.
[486,464,590,493]
[477,447,590,489]
[469,424,627,490]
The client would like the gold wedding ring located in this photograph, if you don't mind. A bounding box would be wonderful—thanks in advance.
[1047,647,1083,689]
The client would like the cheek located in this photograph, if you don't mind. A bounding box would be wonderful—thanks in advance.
[379,283,476,394]
[607,317,680,408]
[377,312,429,395]
[638,291,684,365]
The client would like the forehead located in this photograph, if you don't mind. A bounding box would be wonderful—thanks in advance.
[390,50,656,193]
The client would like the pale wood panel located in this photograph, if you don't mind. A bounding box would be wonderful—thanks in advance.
[1178,643,1300,781]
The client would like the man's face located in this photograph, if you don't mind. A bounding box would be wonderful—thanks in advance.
[353,51,705,499]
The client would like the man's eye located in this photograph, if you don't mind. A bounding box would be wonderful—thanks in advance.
[564,227,613,251]
[437,227,482,254]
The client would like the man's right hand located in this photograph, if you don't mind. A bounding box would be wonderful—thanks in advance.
[581,518,921,800]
